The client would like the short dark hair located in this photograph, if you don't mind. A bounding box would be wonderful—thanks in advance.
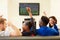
[49,16,57,24]
[41,16,49,25]
[25,22,32,29]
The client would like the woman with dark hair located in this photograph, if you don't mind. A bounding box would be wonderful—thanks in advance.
[49,16,59,33]
[22,7,36,36]
[22,21,33,36]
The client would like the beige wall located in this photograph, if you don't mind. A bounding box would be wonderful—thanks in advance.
[0,0,60,30]
[50,0,60,28]
[0,0,8,20]
[8,0,50,29]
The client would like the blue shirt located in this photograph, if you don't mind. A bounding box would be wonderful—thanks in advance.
[36,26,59,36]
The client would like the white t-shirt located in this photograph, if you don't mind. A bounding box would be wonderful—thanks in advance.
[47,24,54,29]
[0,27,14,36]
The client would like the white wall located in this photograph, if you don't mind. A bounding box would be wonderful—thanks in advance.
[0,0,8,20]
[50,0,60,28]
[8,0,50,29]
[1,0,60,30]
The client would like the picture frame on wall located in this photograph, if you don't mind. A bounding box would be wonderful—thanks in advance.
[19,3,40,16]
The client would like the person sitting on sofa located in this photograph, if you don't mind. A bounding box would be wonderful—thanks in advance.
[0,17,22,36]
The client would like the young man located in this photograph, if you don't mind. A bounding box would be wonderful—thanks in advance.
[0,17,22,36]
[36,16,59,36]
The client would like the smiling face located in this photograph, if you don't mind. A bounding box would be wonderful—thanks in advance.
[49,16,57,27]
[49,18,55,25]
[49,16,57,25]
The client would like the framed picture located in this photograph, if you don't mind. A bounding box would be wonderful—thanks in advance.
[19,3,40,16]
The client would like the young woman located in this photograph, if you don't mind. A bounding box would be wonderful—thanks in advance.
[49,16,59,32]
[22,7,36,36]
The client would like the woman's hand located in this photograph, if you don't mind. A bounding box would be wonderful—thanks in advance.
[26,7,33,18]
[26,7,31,13]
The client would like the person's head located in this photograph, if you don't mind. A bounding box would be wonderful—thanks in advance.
[0,18,7,31]
[49,16,57,27]
[22,21,32,32]
[39,16,49,27]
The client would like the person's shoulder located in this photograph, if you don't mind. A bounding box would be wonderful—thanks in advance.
[51,29,59,35]
[36,27,45,32]
[36,28,41,32]
[46,27,57,34]
[36,28,40,31]
[49,28,58,33]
